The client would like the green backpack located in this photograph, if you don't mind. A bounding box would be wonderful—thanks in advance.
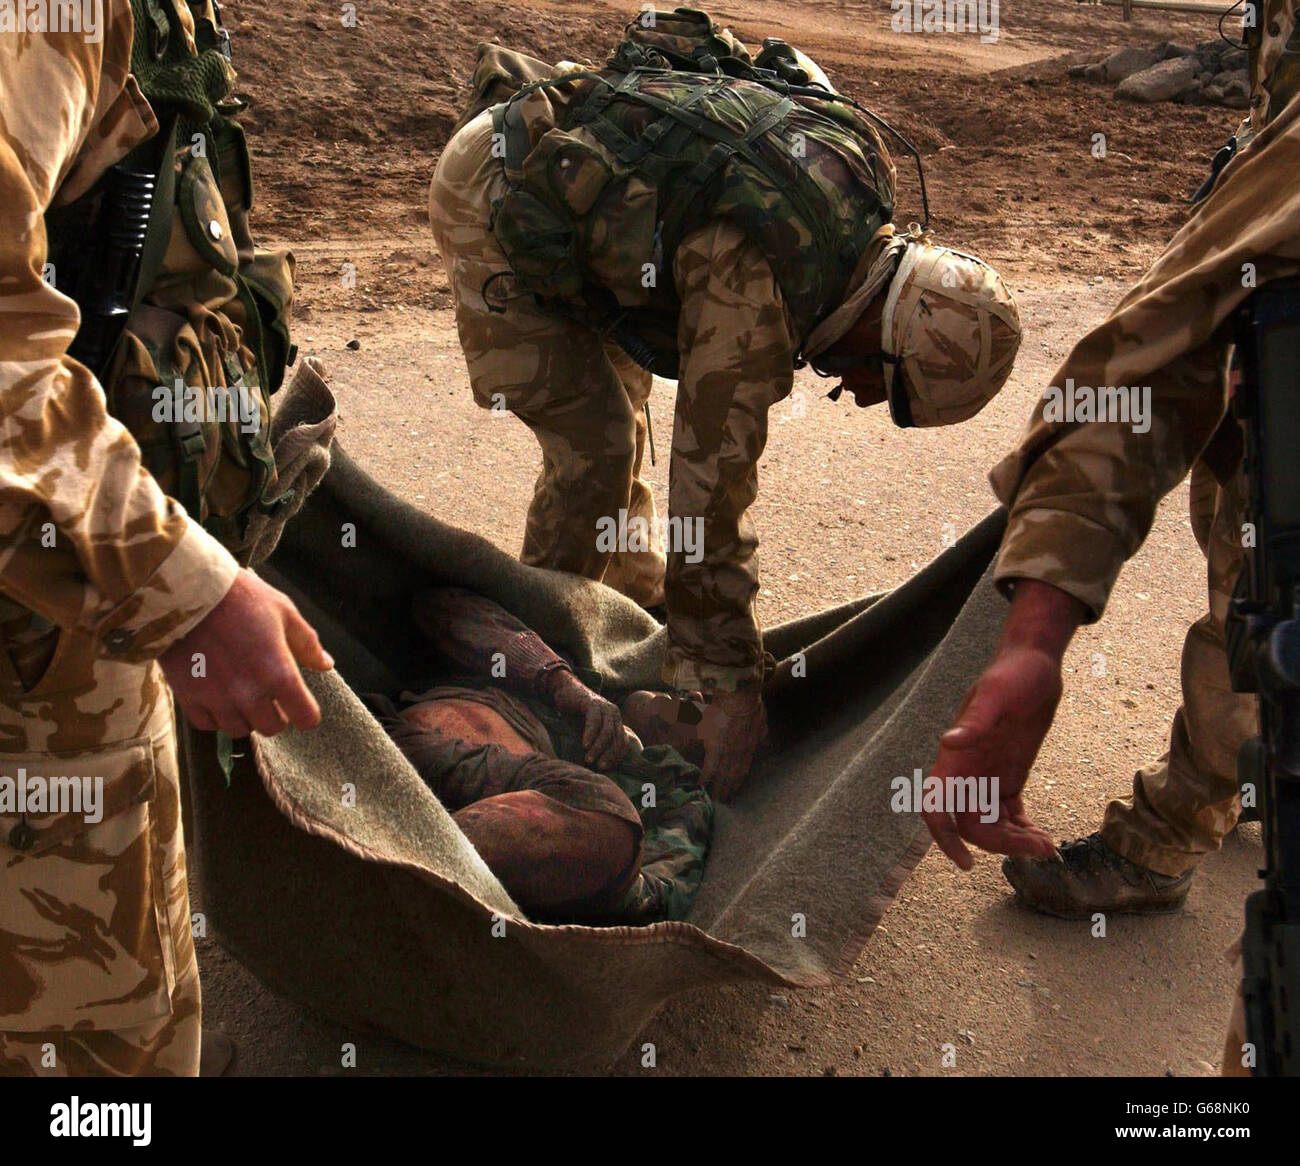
[46,0,295,554]
[483,7,906,377]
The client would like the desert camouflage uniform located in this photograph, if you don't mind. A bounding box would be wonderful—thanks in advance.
[989,0,1300,877]
[0,2,242,1075]
[431,76,821,694]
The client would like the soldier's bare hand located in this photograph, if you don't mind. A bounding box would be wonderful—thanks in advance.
[160,569,333,738]
[924,646,1062,870]
[924,579,1087,870]
[699,690,766,801]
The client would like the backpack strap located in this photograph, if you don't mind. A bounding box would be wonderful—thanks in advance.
[130,117,180,315]
[490,99,534,178]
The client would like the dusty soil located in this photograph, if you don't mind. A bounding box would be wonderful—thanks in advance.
[195,0,1259,1076]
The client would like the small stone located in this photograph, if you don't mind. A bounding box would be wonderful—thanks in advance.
[346,338,361,350]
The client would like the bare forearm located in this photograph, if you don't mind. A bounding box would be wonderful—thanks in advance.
[998,579,1088,664]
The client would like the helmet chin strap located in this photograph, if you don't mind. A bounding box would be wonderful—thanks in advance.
[812,354,900,404]
[879,237,925,428]
[886,370,914,427]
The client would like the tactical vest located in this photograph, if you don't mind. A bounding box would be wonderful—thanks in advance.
[487,11,895,378]
[45,0,295,554]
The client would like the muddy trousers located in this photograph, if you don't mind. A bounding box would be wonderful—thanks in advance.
[1101,460,1258,878]
[383,710,644,919]
[0,628,201,1077]
[428,110,666,607]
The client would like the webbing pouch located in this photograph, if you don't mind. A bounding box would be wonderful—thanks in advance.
[525,129,615,217]
[491,188,584,300]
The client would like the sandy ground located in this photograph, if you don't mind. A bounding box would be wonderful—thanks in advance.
[194,0,1261,1075]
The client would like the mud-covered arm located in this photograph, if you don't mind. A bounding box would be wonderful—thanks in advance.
[663,219,798,693]
[412,587,633,768]
[411,587,574,697]
[0,20,240,663]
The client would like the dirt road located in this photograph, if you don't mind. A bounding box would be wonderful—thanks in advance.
[197,0,1258,1075]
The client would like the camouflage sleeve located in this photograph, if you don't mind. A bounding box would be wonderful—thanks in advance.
[663,219,798,693]
[0,18,239,664]
[1250,0,1300,131]
[989,98,1300,620]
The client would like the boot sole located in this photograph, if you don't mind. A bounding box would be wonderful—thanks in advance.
[1008,889,1189,921]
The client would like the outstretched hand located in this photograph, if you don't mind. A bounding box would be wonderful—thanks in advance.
[924,646,1062,870]
[924,579,1088,870]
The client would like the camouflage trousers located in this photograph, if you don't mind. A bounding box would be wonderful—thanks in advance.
[1100,458,1257,877]
[0,614,200,1077]
[428,111,666,607]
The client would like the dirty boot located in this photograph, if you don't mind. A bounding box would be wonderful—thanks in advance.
[200,1030,236,1077]
[1002,833,1192,919]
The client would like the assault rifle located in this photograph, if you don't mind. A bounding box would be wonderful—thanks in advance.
[1225,275,1300,1076]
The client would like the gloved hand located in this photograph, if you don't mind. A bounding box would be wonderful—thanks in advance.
[550,669,640,770]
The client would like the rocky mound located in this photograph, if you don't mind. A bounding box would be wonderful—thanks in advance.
[1069,40,1249,108]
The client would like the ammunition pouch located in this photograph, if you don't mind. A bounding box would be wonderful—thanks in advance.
[46,0,295,558]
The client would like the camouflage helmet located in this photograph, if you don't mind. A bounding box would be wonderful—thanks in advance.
[879,237,1021,428]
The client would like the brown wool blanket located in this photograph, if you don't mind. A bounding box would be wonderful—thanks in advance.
[183,366,1009,1070]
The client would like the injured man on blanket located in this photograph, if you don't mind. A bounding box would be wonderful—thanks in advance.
[366,589,714,926]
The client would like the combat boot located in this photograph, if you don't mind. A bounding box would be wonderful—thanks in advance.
[1002,833,1192,919]
[200,1030,236,1077]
